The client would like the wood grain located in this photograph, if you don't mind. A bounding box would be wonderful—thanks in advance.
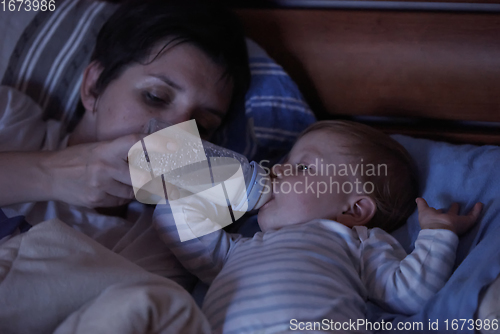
[237,9,500,126]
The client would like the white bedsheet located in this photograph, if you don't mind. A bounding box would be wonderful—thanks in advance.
[0,219,210,334]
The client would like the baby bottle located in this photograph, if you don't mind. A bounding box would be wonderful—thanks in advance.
[128,119,272,213]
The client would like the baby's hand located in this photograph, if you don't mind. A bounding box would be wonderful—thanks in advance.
[416,198,483,235]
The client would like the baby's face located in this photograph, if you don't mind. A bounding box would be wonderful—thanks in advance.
[257,130,359,232]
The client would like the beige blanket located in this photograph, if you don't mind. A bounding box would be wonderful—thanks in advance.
[0,219,211,334]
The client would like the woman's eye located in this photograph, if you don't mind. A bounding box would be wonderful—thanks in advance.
[143,91,170,106]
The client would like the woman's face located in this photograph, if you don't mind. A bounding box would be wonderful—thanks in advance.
[72,42,234,144]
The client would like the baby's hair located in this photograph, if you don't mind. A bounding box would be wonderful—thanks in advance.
[299,120,418,232]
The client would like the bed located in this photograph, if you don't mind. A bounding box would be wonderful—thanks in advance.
[1,0,500,333]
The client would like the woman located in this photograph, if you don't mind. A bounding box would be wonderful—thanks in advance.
[0,0,249,286]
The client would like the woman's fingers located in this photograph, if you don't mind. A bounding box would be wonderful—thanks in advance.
[101,134,149,186]
[105,179,136,200]
[109,133,181,205]
[142,132,179,156]
[83,135,145,207]
[49,132,184,208]
[108,134,148,163]
[98,193,134,208]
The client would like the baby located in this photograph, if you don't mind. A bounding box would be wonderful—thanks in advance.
[153,120,482,334]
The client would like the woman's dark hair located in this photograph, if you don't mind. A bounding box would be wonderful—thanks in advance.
[91,0,250,104]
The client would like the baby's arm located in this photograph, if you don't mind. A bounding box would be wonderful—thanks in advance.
[362,198,482,315]
[153,196,241,285]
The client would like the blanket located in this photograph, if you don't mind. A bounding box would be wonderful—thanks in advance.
[0,219,211,334]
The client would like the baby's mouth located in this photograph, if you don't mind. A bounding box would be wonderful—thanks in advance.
[261,183,276,208]
[258,180,275,209]
[260,196,274,210]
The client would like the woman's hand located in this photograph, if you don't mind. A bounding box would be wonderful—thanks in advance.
[45,134,146,208]
[416,197,483,235]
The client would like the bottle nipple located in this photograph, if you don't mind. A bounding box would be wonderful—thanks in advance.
[240,162,272,211]
[252,176,273,210]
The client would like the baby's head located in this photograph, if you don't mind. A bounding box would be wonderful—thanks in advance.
[257,120,418,233]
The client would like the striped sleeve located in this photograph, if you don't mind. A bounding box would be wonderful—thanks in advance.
[360,228,459,315]
[153,200,241,285]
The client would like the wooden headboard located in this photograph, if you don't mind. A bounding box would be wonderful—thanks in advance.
[235,4,500,145]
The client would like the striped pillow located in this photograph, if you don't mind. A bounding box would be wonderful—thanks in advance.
[1,0,117,132]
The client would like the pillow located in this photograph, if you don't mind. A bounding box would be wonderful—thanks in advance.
[0,0,316,163]
[369,135,500,329]
[391,135,500,262]
[213,39,316,162]
[0,8,37,80]
[1,1,118,128]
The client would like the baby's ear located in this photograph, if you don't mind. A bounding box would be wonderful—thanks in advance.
[337,196,376,227]
[80,60,103,113]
